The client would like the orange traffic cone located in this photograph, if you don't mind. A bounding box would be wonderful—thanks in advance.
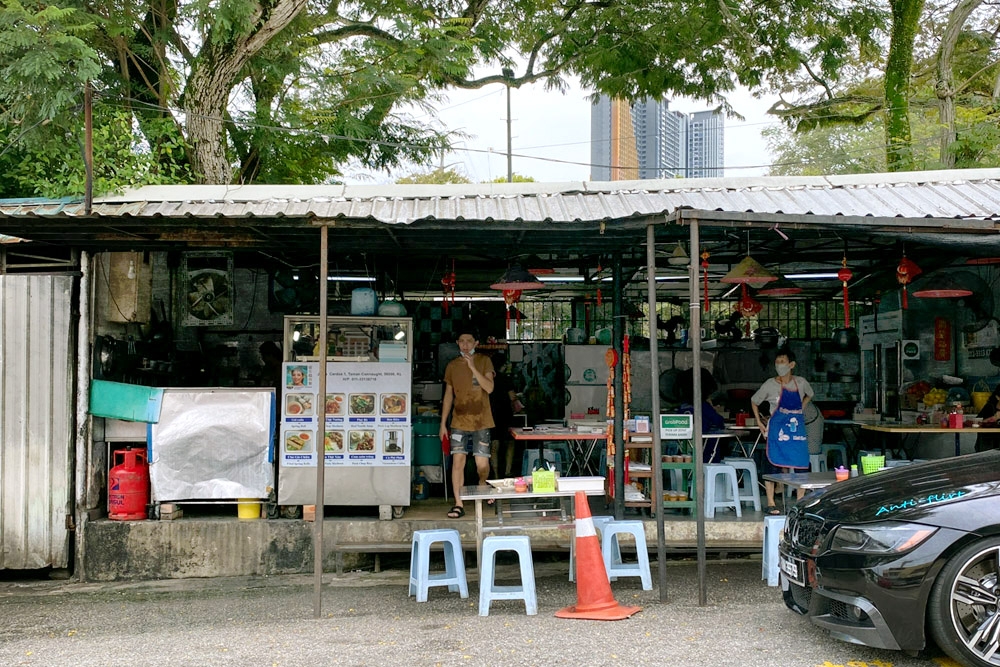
[555,491,641,620]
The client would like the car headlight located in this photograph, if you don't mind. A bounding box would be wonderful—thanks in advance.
[830,522,938,554]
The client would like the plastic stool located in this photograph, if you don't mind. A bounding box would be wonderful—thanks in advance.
[408,528,468,602]
[703,464,742,519]
[722,457,761,512]
[601,521,652,590]
[820,443,848,470]
[762,514,787,586]
[569,515,616,582]
[479,535,537,616]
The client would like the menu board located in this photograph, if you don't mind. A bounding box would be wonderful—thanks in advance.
[280,362,410,468]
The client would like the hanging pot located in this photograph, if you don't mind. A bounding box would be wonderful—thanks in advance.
[831,327,859,350]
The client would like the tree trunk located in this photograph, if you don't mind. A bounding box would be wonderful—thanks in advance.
[884,0,924,172]
[183,0,308,183]
[936,0,982,169]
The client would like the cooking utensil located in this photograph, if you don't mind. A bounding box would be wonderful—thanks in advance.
[831,327,859,350]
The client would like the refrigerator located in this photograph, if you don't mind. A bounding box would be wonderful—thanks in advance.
[564,345,611,422]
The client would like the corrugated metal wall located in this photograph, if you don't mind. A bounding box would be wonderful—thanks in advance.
[0,275,75,569]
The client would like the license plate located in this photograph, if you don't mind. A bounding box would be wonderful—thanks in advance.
[779,552,803,585]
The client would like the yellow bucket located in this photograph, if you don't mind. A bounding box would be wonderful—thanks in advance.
[237,499,261,520]
[972,380,991,413]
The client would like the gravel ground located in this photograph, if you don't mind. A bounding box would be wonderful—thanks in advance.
[0,556,958,667]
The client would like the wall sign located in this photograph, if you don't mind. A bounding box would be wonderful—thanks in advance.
[660,414,694,439]
[934,317,951,361]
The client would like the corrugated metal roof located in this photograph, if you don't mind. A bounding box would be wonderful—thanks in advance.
[5,168,1000,226]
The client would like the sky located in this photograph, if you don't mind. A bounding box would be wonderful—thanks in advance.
[368,77,781,184]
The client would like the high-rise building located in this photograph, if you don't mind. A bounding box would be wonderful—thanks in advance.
[590,96,724,180]
[686,109,725,178]
[590,96,639,181]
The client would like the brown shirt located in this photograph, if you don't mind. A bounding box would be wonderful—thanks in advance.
[444,354,495,431]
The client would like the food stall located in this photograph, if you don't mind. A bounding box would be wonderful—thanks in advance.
[278,315,413,519]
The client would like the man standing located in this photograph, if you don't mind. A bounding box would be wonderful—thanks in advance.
[440,327,495,518]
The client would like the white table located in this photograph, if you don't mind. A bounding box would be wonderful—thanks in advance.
[509,427,608,475]
[726,425,761,457]
[458,485,604,570]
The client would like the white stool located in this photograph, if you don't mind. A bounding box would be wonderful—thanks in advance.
[762,514,787,586]
[478,535,537,616]
[703,464,742,519]
[408,528,469,602]
[601,520,652,590]
[722,457,761,512]
[569,515,616,582]
[820,443,848,470]
[809,453,826,472]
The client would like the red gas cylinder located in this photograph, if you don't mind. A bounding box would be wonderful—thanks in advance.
[109,447,150,520]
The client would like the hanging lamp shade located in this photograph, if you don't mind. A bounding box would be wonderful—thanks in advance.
[490,264,544,290]
[720,256,778,287]
[912,274,973,298]
[667,242,690,266]
[757,275,803,297]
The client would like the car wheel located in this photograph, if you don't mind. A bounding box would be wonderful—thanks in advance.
[928,536,1000,667]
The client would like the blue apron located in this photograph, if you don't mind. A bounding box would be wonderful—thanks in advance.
[767,381,809,469]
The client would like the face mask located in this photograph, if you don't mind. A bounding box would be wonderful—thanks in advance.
[775,363,791,376]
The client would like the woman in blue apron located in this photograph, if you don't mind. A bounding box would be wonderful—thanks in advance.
[751,349,813,515]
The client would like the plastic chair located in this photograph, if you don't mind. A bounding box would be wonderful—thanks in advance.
[703,464,742,519]
[809,453,826,472]
[722,457,761,512]
[601,521,652,590]
[762,514,787,587]
[521,449,565,476]
[478,535,537,616]
[408,528,468,602]
[569,515,616,582]
[820,443,848,470]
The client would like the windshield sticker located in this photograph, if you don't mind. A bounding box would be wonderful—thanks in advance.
[875,490,966,517]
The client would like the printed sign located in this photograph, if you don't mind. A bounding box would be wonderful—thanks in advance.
[660,414,694,439]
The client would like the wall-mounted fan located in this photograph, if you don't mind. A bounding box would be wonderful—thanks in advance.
[181,252,234,326]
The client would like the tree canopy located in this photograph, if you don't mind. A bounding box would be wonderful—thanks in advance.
[1,0,887,195]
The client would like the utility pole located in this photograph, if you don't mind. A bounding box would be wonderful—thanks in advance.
[502,68,514,182]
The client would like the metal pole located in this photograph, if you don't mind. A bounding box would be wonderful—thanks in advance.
[313,225,329,617]
[689,217,707,606]
[506,83,513,183]
[84,81,93,215]
[646,224,666,602]
[73,250,91,581]
[612,255,625,518]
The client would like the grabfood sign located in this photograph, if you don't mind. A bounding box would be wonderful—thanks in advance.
[660,414,693,439]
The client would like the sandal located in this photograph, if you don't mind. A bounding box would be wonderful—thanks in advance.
[447,505,465,519]
[765,505,782,516]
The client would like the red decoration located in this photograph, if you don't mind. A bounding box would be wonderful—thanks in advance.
[441,259,456,314]
[701,251,711,312]
[895,255,922,309]
[503,289,522,330]
[934,317,951,361]
[837,257,853,327]
[737,285,762,336]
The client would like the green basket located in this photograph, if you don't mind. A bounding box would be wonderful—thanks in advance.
[861,455,885,474]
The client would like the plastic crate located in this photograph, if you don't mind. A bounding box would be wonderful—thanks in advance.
[861,455,885,474]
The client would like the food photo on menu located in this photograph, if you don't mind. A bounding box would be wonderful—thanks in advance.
[380,393,407,415]
[383,430,403,453]
[325,393,345,415]
[349,430,375,451]
[284,431,313,453]
[285,393,314,416]
[324,430,344,452]
[349,393,376,415]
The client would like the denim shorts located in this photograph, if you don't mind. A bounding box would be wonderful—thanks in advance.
[450,428,491,457]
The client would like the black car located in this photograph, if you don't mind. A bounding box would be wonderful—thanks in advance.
[779,450,1000,667]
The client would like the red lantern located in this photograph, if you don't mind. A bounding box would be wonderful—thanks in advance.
[441,260,456,314]
[896,256,922,309]
[737,285,762,336]
[503,289,522,330]
[837,258,853,328]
